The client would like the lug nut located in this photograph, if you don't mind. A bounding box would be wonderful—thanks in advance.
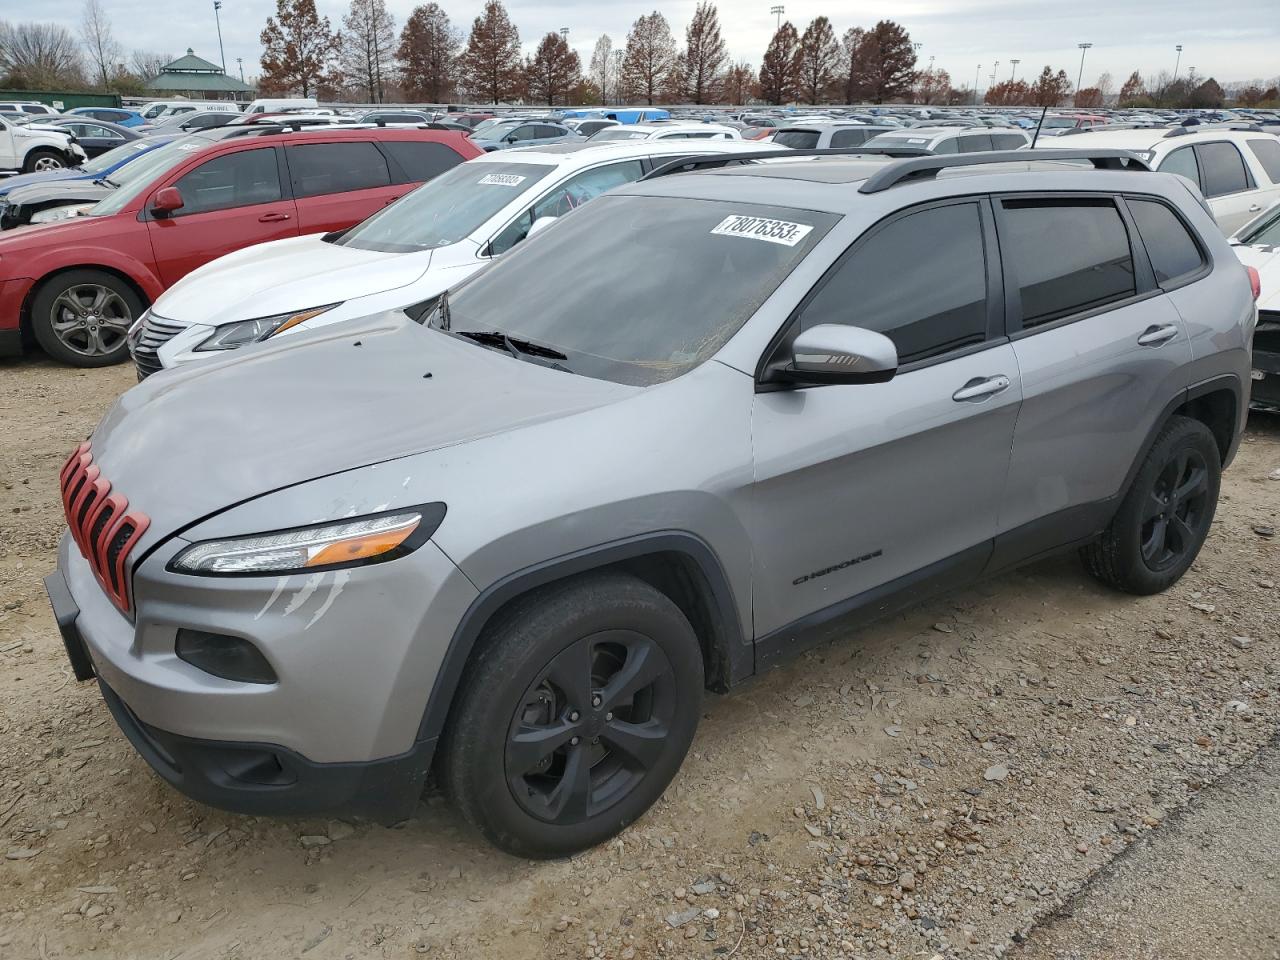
[605,712,613,721]
[568,710,580,722]
[591,694,602,708]
[570,736,580,746]
[591,736,600,745]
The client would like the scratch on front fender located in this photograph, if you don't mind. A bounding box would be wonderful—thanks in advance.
[305,570,351,630]
[283,572,324,616]
[254,576,290,621]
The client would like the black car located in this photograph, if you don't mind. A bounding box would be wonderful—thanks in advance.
[43,118,142,158]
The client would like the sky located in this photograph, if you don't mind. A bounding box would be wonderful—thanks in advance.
[19,0,1280,90]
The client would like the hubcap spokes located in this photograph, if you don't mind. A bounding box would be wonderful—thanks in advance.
[1140,449,1209,570]
[50,284,131,356]
[505,630,675,824]
[34,157,62,171]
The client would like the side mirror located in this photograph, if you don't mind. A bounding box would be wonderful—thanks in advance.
[504,134,517,144]
[150,186,184,216]
[780,324,898,385]
[527,215,558,239]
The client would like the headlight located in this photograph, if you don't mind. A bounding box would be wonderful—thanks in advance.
[30,204,92,224]
[194,303,342,352]
[169,505,445,576]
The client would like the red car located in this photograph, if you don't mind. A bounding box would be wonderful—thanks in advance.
[0,125,481,366]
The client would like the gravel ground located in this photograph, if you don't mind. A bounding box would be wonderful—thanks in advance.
[1019,730,1280,960]
[1,354,1278,960]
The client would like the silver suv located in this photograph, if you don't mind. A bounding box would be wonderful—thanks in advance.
[46,149,1257,858]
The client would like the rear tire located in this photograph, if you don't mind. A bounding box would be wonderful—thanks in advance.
[1081,415,1220,595]
[441,572,703,858]
[30,269,141,367]
[23,149,66,173]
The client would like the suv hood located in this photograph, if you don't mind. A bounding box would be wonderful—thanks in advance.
[87,311,636,545]
[154,234,437,327]
[0,167,79,195]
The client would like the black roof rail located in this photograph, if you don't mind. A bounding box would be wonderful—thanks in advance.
[858,148,1150,194]
[642,145,931,181]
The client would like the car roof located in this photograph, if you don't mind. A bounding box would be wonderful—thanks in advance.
[1042,127,1273,150]
[470,138,778,167]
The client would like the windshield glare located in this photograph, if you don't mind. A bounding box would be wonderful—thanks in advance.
[773,130,821,150]
[1241,208,1280,246]
[431,194,837,386]
[588,129,649,142]
[338,161,555,253]
[88,136,209,216]
[83,140,152,174]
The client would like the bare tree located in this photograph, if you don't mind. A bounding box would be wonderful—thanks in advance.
[1095,71,1114,102]
[260,0,342,98]
[797,16,838,104]
[80,0,121,87]
[524,31,580,106]
[589,34,612,103]
[340,0,396,102]
[0,21,86,88]
[397,3,460,102]
[677,2,726,103]
[621,11,676,105]
[129,49,173,81]
[758,22,801,105]
[458,0,522,103]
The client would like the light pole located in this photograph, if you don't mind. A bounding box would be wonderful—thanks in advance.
[1010,59,1020,82]
[213,0,226,73]
[236,57,243,82]
[974,64,981,105]
[1172,44,1183,84]
[560,27,569,39]
[1075,42,1092,95]
[991,60,1000,88]
[770,5,784,31]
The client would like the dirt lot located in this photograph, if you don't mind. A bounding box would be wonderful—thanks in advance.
[1,355,1278,960]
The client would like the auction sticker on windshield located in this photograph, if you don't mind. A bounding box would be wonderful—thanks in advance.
[479,174,527,186]
[711,214,813,247]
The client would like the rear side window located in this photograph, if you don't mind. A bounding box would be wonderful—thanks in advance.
[287,141,391,198]
[534,124,564,139]
[172,148,282,215]
[1247,138,1280,183]
[380,140,467,183]
[773,130,820,150]
[1196,142,1252,197]
[958,133,993,153]
[993,133,1028,150]
[829,128,870,148]
[1158,146,1200,185]
[1127,198,1205,285]
[798,202,988,364]
[932,137,959,154]
[1000,198,1135,327]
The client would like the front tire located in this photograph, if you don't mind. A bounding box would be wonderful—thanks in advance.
[30,269,142,367]
[1081,415,1221,595]
[23,149,66,173]
[442,572,704,858]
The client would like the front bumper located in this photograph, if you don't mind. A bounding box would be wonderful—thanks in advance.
[46,523,478,821]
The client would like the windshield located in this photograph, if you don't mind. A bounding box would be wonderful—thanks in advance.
[774,130,821,149]
[82,139,154,174]
[1239,206,1280,246]
[88,136,211,216]
[1042,118,1075,128]
[430,194,837,386]
[588,129,650,142]
[337,161,556,253]
[471,118,518,138]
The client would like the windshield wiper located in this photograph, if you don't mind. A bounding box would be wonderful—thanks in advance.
[93,176,120,188]
[454,329,570,368]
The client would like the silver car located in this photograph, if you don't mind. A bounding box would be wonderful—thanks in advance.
[47,149,1257,858]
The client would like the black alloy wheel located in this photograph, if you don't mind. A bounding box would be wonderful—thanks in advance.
[1139,447,1211,572]
[505,630,677,824]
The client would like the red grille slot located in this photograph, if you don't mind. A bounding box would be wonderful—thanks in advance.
[59,442,151,614]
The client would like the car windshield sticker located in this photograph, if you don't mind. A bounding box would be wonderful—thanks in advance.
[710,214,813,247]
[478,173,527,186]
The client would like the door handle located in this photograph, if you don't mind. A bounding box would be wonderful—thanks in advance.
[1249,203,1263,212]
[384,195,404,206]
[1137,323,1179,347]
[952,375,1011,402]
[258,212,291,223]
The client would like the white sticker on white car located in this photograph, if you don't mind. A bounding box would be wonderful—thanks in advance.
[478,173,527,186]
[710,214,813,247]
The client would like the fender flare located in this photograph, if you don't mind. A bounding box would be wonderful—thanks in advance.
[25,251,164,308]
[415,531,748,745]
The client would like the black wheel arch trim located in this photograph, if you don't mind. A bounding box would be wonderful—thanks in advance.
[416,531,748,746]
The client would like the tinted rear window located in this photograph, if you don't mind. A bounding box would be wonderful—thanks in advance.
[287,141,391,197]
[1247,138,1280,183]
[381,140,467,182]
[1197,141,1251,197]
[1001,198,1135,327]
[774,130,821,150]
[1127,198,1204,285]
[829,128,870,148]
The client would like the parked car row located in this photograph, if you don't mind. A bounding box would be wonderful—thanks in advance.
[45,144,1259,860]
[0,126,481,363]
